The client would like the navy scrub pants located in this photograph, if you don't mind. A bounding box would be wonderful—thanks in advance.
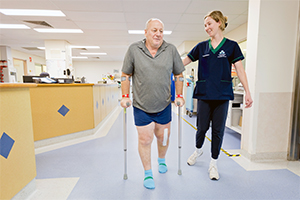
[195,99,229,159]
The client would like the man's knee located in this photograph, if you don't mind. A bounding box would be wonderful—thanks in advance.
[137,123,155,146]
[139,134,153,146]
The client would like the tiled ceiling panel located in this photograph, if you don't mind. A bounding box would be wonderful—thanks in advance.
[0,0,249,61]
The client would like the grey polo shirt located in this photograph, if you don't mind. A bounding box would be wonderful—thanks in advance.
[122,39,185,113]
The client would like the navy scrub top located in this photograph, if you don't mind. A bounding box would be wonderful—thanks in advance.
[188,38,244,100]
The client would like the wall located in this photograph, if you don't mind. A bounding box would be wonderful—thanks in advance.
[225,22,248,43]
[241,0,299,160]
[73,61,123,84]
[11,50,46,75]
[10,49,122,83]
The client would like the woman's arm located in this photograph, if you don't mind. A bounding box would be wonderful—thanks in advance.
[233,60,253,108]
[182,56,192,67]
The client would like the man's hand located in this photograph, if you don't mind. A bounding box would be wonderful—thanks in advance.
[121,98,132,108]
[174,97,185,107]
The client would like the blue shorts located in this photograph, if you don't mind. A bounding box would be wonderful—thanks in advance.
[133,104,172,126]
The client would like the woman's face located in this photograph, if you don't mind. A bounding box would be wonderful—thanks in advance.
[204,16,221,37]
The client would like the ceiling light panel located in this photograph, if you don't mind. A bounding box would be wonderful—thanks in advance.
[34,29,83,33]
[0,24,30,29]
[71,46,100,49]
[80,53,107,55]
[0,9,65,17]
[128,30,172,35]
[72,56,88,59]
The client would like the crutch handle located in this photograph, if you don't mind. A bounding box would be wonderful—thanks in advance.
[126,102,130,107]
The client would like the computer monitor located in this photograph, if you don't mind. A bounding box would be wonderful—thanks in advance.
[23,75,42,83]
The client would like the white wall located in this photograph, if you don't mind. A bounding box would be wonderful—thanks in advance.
[225,23,248,43]
[241,0,299,160]
[73,61,123,83]
[11,50,46,75]
[10,49,123,83]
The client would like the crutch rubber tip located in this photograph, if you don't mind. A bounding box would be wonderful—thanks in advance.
[178,170,182,175]
[123,174,128,180]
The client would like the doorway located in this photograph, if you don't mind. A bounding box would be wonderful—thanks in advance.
[13,58,27,83]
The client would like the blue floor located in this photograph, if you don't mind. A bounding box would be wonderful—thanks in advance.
[35,106,300,200]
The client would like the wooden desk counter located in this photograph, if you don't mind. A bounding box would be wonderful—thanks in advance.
[0,83,36,88]
[0,83,120,199]
[0,83,36,199]
[30,84,95,141]
[36,83,94,87]
[92,84,119,127]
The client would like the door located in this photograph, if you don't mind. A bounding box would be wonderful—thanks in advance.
[13,58,26,83]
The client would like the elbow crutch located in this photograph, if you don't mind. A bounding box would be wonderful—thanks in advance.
[123,102,130,180]
[177,102,182,175]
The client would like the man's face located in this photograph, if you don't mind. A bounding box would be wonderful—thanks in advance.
[145,20,164,49]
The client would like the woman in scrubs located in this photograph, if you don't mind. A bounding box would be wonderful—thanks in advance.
[182,10,253,180]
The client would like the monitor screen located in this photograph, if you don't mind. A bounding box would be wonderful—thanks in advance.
[23,75,42,83]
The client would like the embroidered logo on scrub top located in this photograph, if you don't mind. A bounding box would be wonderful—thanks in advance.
[217,50,227,58]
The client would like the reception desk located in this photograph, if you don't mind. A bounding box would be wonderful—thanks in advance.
[29,83,119,141]
[30,84,95,141]
[1,83,120,199]
[93,84,120,128]
[0,83,37,200]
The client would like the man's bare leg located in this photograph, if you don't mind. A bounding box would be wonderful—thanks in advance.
[136,122,155,189]
[154,122,171,173]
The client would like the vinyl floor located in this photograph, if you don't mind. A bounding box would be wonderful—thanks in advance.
[29,105,300,200]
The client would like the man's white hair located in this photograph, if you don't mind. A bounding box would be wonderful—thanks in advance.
[145,18,164,30]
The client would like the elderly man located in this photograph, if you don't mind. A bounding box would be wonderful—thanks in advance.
[120,18,185,189]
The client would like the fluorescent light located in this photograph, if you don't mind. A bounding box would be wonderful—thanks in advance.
[34,28,83,33]
[80,53,107,55]
[164,31,172,35]
[128,30,172,35]
[0,9,65,16]
[128,30,145,34]
[37,47,45,50]
[39,46,101,49]
[0,24,30,29]
[72,56,88,59]
[71,46,100,49]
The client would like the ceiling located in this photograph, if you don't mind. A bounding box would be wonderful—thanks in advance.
[0,0,249,62]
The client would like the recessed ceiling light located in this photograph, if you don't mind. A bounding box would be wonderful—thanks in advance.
[71,46,100,49]
[34,28,83,33]
[128,30,172,35]
[80,53,107,55]
[0,24,30,29]
[128,30,144,34]
[0,9,65,17]
[72,56,88,59]
[163,31,172,35]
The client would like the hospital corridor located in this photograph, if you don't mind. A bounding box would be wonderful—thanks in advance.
[28,105,300,200]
